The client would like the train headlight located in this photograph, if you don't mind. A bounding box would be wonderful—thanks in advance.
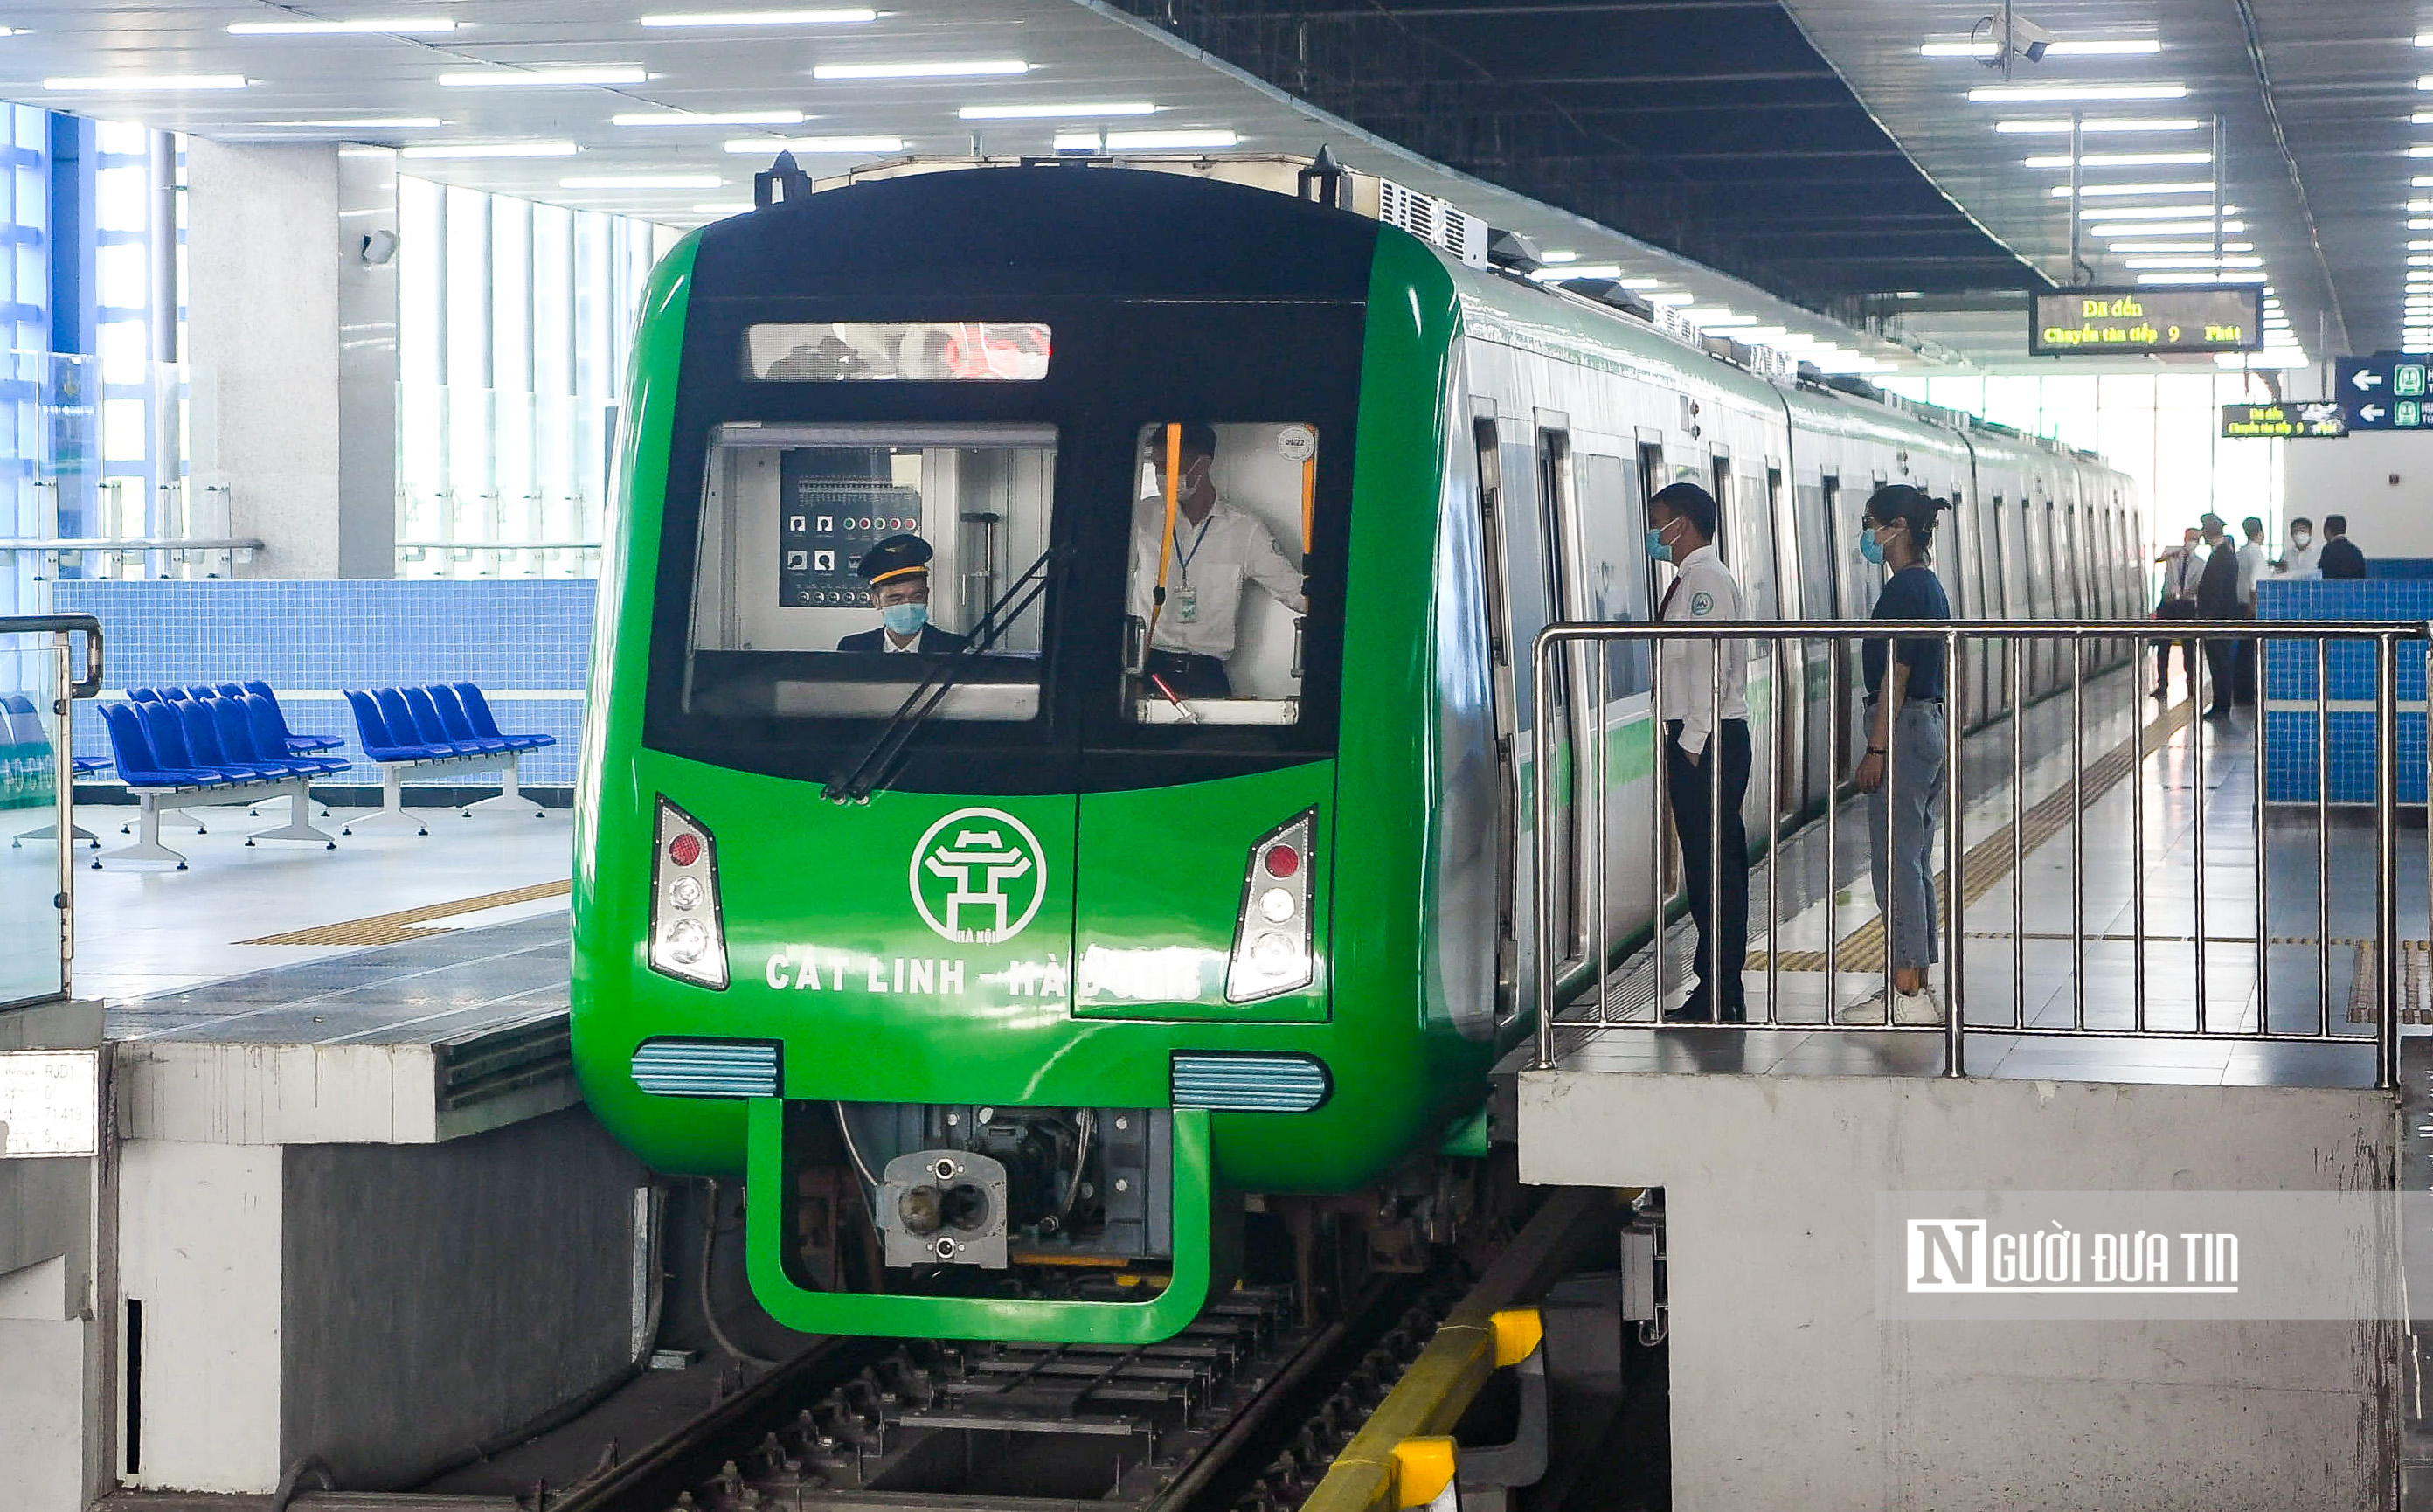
[649,796,729,989]
[1226,809,1316,1003]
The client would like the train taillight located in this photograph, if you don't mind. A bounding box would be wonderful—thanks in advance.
[1226,810,1315,1003]
[649,796,729,989]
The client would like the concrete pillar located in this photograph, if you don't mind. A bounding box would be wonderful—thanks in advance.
[185,141,396,579]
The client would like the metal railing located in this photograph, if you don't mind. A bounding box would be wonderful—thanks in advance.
[0,614,102,1005]
[1527,617,2432,1090]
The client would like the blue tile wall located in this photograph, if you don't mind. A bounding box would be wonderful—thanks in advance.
[2257,578,2433,804]
[2367,558,2433,579]
[52,579,595,785]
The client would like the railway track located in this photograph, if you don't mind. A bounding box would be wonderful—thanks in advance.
[538,1192,1612,1512]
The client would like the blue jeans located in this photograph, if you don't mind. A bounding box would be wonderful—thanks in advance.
[1868,702,1946,974]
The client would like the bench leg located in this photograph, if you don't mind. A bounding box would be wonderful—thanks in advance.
[12,820,99,848]
[462,754,547,818]
[246,789,339,850]
[99,794,190,869]
[342,766,428,836]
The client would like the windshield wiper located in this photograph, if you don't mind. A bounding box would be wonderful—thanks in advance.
[823,544,1066,804]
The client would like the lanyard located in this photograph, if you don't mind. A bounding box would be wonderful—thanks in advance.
[1174,512,1213,578]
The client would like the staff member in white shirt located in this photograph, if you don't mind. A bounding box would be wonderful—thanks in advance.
[1131,423,1307,697]
[1649,481,1750,1023]
[2274,515,2322,579]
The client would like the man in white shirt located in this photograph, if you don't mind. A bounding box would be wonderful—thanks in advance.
[2275,515,2322,579]
[1650,481,1750,1023]
[1131,424,1307,698]
[2151,525,2202,700]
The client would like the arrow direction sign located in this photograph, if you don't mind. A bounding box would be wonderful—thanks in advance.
[2335,354,2433,428]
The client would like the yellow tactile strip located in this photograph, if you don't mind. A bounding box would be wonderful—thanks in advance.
[2348,941,2433,1025]
[237,879,572,947]
[1748,698,2196,974]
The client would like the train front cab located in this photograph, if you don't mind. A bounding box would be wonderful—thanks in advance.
[572,174,1497,1345]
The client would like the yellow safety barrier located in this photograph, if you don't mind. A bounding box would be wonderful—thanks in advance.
[1390,1438,1458,1509]
[1299,1187,1607,1512]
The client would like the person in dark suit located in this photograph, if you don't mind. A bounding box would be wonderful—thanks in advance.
[836,534,970,654]
[2194,513,2242,720]
[2317,514,2367,579]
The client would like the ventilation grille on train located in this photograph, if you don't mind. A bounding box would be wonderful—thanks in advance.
[632,1037,780,1099]
[1377,178,1490,269]
[1170,1052,1332,1113]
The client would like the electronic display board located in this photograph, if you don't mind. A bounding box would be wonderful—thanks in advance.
[2030,288,2264,357]
[2221,402,2347,440]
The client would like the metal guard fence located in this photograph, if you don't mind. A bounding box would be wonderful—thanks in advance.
[0,614,102,999]
[1527,617,2433,1091]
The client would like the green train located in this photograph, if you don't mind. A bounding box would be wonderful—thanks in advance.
[571,155,2140,1345]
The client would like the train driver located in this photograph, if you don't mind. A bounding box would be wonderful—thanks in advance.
[836,534,970,654]
[1132,423,1308,699]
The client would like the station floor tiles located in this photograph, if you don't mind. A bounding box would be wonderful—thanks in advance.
[1546,673,2425,1090]
[55,795,572,1009]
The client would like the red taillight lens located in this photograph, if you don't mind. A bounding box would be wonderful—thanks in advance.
[669,833,703,868]
[1262,844,1300,879]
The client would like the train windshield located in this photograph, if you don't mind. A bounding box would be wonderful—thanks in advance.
[680,422,1056,723]
[1125,421,1317,726]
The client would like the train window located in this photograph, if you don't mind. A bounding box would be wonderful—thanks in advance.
[1123,421,1316,725]
[1573,449,1653,696]
[681,422,1057,721]
[742,321,1051,381]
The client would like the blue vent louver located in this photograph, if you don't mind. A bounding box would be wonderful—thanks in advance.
[1171,1053,1331,1113]
[632,1038,780,1099]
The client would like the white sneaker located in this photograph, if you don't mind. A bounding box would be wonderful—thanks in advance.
[1835,992,1889,1025]
[1894,987,1946,1026]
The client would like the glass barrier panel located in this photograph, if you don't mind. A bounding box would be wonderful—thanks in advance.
[0,631,62,1007]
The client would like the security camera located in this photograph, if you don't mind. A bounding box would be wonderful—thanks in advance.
[1975,9,2055,66]
[2009,16,2055,62]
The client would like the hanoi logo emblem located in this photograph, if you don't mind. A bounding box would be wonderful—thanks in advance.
[911,807,1046,944]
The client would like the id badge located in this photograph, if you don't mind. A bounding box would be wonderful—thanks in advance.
[1175,581,1198,624]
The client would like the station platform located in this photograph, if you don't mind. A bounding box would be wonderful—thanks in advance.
[1504,674,2420,1510]
[0,810,673,1502]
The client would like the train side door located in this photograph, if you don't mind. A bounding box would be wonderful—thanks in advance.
[1534,416,1588,972]
[1472,404,1521,1023]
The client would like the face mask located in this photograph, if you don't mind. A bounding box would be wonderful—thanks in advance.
[2292,531,2312,547]
[1645,526,1673,563]
[1859,528,1885,566]
[882,602,929,638]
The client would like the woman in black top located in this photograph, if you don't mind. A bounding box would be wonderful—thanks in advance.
[1840,484,1953,1027]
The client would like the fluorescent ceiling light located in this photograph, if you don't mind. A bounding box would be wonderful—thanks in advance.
[2412,146,2433,158]
[2124,255,2263,268]
[2136,271,2265,284]
[2021,151,2211,169]
[2415,218,2433,230]
[229,17,457,33]
[2416,112,2433,126]
[2104,241,2252,253]
[1923,38,2159,57]
[2420,76,2433,90]
[642,8,876,24]
[2076,204,2226,219]
[2088,220,2220,236]
[1646,291,1696,305]
[1541,249,1579,263]
[813,59,1027,79]
[693,201,754,213]
[1618,278,1663,289]
[1106,128,1238,149]
[614,109,804,125]
[439,66,645,86]
[1682,309,1754,327]
[561,173,724,188]
[959,101,1154,120]
[44,74,245,90]
[261,116,441,128]
[1740,326,1790,339]
[1993,117,2201,133]
[1052,131,1101,151]
[1969,83,2187,103]
[725,135,902,153]
[2050,181,2214,198]
[401,141,579,158]
[1531,263,1624,281]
